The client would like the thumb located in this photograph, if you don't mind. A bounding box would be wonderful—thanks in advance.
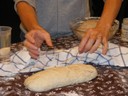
[37,30,53,47]
[44,34,53,47]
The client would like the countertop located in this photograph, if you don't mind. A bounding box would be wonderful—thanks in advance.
[0,31,128,96]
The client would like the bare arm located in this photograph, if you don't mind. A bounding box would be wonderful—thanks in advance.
[16,2,53,59]
[16,2,41,31]
[79,0,122,55]
[97,0,122,30]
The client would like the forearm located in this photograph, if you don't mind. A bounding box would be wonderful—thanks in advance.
[16,2,41,31]
[97,0,122,29]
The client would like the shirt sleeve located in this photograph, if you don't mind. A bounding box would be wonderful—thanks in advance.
[13,0,36,12]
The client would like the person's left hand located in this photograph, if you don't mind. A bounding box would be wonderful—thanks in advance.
[78,26,110,55]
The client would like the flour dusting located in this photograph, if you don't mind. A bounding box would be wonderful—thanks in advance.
[60,91,83,96]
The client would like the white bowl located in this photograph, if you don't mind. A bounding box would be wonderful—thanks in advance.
[70,17,119,40]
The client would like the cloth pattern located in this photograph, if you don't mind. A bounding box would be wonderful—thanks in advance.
[0,42,128,76]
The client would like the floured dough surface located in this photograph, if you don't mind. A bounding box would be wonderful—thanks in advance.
[24,64,98,92]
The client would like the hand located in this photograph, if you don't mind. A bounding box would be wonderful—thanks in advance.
[24,29,53,59]
[78,27,109,55]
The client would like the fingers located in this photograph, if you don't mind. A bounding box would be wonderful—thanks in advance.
[25,30,36,44]
[40,32,53,47]
[78,32,90,53]
[24,29,53,59]
[89,35,101,53]
[83,38,95,53]
[102,38,108,55]
[24,40,38,50]
[28,48,39,59]
[79,29,97,53]
[24,40,39,59]
[78,28,109,54]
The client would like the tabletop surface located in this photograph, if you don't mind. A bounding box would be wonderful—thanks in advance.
[0,31,128,96]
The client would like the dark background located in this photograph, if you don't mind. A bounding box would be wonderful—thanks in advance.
[0,0,21,43]
[0,0,128,43]
[90,0,128,28]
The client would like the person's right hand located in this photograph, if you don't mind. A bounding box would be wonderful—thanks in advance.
[24,29,53,59]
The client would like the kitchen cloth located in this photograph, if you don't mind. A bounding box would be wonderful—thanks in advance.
[0,42,128,76]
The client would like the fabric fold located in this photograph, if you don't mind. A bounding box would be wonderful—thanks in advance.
[0,42,128,76]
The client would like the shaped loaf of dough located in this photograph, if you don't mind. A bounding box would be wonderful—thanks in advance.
[24,64,98,92]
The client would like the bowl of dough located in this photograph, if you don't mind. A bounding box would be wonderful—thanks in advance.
[70,17,119,40]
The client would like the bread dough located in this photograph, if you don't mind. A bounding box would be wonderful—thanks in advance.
[24,64,98,92]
